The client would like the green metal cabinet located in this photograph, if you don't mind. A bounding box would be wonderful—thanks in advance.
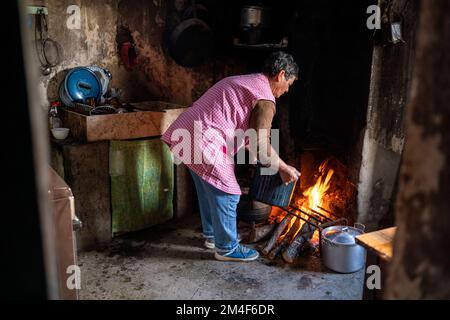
[109,138,174,236]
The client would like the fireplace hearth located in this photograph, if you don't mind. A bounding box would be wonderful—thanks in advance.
[237,152,357,264]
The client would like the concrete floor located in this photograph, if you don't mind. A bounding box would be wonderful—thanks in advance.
[78,214,364,300]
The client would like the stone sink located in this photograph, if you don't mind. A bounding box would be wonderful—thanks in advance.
[61,101,187,142]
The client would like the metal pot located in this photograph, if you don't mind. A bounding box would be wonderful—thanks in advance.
[321,223,366,273]
[239,6,271,45]
[59,67,102,107]
[237,193,272,223]
[87,65,112,102]
[240,6,270,28]
[169,18,213,67]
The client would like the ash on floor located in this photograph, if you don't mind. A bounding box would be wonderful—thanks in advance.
[77,214,364,300]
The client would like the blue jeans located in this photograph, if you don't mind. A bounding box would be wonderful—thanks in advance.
[188,169,240,253]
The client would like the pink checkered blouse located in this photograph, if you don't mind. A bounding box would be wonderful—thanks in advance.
[161,73,275,195]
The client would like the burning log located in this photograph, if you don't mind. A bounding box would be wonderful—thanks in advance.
[298,240,318,257]
[262,214,294,255]
[266,214,302,259]
[286,215,303,242]
[268,237,289,260]
[248,223,276,243]
[282,219,317,263]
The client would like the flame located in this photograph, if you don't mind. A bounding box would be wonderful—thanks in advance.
[287,161,335,244]
[279,215,297,241]
[269,206,287,224]
[304,163,334,213]
[302,162,335,243]
[268,160,337,248]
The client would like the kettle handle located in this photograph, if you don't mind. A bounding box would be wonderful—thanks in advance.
[354,222,365,232]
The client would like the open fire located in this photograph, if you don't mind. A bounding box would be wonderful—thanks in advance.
[291,160,335,244]
[257,157,353,263]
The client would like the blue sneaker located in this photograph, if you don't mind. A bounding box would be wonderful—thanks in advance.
[214,244,259,262]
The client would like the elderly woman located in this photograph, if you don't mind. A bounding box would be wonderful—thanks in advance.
[161,51,300,262]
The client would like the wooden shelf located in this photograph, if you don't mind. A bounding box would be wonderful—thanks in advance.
[355,227,397,262]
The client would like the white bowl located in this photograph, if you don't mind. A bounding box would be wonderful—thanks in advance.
[51,128,70,140]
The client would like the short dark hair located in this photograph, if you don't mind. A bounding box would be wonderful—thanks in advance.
[262,51,299,80]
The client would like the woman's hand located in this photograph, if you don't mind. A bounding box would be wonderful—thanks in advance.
[279,164,301,185]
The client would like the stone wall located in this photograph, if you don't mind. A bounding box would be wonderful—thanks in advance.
[357,0,420,230]
[385,0,450,299]
[31,0,244,110]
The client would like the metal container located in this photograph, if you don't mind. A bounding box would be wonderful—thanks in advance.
[249,165,296,207]
[321,223,366,273]
[239,6,271,44]
[237,192,272,223]
[240,6,270,28]
[64,67,102,103]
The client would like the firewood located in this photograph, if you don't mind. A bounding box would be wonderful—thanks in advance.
[248,223,276,243]
[266,215,301,258]
[298,240,318,257]
[265,215,303,259]
[268,237,289,260]
[286,216,302,243]
[282,220,316,263]
[262,214,293,255]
